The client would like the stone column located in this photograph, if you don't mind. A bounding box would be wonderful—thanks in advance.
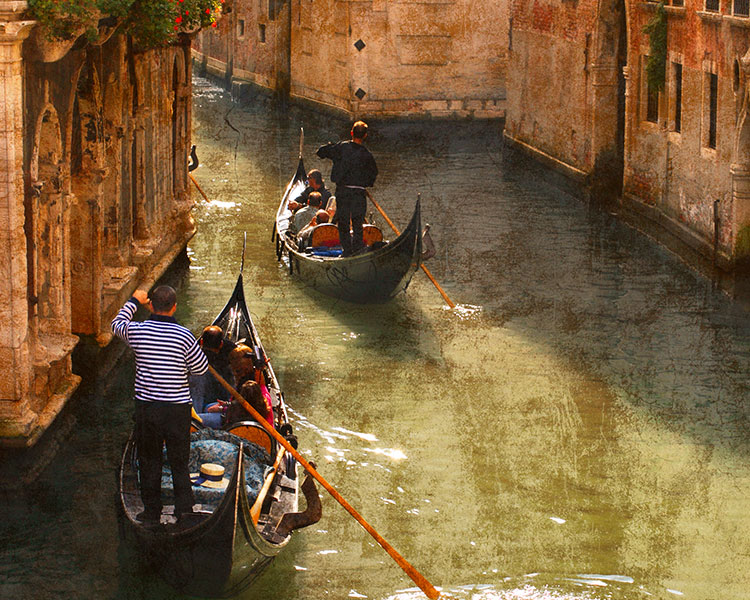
[0,3,36,440]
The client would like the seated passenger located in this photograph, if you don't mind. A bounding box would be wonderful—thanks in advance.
[290,191,323,235]
[225,380,274,427]
[289,169,332,213]
[298,210,330,250]
[191,325,236,414]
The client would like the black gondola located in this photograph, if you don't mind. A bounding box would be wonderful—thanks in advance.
[272,139,422,304]
[118,240,320,597]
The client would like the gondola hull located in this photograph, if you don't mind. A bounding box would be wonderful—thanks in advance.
[274,158,422,303]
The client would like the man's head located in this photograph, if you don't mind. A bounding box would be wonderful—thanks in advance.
[201,325,223,352]
[150,285,177,314]
[307,169,324,190]
[308,191,323,208]
[351,120,368,142]
[314,210,330,225]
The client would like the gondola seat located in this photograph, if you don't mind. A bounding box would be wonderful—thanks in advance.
[225,420,276,457]
[362,224,383,246]
[309,223,340,247]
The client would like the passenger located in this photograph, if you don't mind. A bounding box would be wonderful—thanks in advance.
[289,169,332,212]
[298,210,330,250]
[290,191,323,234]
[191,325,236,414]
[225,380,274,427]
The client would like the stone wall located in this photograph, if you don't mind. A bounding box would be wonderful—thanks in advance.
[193,0,508,119]
[0,3,198,447]
[506,0,750,270]
[623,2,750,268]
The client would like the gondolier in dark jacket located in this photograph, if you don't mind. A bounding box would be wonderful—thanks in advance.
[316,120,378,256]
[112,285,208,525]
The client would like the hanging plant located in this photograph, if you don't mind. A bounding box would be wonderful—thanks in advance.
[27,0,223,48]
[643,1,668,92]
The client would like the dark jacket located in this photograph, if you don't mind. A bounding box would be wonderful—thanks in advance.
[316,140,378,188]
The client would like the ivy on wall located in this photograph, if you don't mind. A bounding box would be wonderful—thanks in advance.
[643,1,668,92]
[28,0,223,48]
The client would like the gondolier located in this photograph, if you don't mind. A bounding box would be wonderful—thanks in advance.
[316,120,378,256]
[112,285,208,525]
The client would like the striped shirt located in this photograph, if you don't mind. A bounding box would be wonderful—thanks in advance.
[111,298,208,403]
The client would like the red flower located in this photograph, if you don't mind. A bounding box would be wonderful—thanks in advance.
[185,10,189,14]
[211,22,217,27]
[205,8,210,13]
[175,15,182,23]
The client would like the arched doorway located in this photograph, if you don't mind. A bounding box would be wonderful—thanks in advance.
[70,58,105,335]
[28,106,67,338]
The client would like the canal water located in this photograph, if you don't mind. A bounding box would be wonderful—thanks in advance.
[1,76,749,600]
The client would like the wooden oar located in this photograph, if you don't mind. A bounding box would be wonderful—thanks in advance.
[189,172,210,202]
[366,190,456,308]
[207,364,445,600]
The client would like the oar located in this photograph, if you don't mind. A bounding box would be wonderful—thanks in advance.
[365,190,456,308]
[207,364,446,600]
[189,173,210,202]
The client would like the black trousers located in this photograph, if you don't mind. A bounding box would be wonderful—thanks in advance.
[135,401,194,515]
[335,189,367,255]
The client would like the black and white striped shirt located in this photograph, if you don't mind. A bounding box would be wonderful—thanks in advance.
[111,298,208,403]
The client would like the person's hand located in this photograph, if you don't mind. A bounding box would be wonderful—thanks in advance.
[132,289,149,305]
[207,401,227,413]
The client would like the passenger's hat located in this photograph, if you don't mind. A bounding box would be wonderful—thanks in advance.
[191,463,229,488]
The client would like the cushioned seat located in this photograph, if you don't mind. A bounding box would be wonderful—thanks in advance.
[309,223,340,247]
[362,224,383,246]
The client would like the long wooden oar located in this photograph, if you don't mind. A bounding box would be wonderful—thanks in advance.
[189,172,210,202]
[366,191,455,308]
[207,364,445,600]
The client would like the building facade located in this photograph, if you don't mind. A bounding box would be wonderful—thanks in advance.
[506,0,750,270]
[0,3,198,447]
[193,0,508,119]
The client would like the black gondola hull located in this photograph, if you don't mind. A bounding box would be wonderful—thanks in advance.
[275,158,422,303]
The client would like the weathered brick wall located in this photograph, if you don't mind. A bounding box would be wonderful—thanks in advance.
[623,4,750,263]
[505,0,601,175]
[195,0,508,119]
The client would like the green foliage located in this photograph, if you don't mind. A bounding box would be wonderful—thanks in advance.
[28,0,223,48]
[643,1,668,93]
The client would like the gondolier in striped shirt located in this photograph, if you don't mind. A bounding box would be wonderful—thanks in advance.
[316,120,378,257]
[112,285,208,524]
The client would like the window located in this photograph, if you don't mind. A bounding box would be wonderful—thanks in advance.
[708,72,718,148]
[238,19,245,38]
[672,0,684,6]
[734,0,750,15]
[259,23,266,43]
[705,0,720,11]
[673,63,682,133]
[647,77,659,123]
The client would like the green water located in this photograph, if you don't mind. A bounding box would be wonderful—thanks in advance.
[0,77,748,600]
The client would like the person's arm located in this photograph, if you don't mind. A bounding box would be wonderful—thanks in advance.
[111,289,149,341]
[186,339,209,376]
[316,142,339,160]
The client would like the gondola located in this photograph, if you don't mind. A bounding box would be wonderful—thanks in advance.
[272,139,423,304]
[118,240,321,598]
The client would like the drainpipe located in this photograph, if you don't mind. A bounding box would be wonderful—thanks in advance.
[713,198,720,268]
